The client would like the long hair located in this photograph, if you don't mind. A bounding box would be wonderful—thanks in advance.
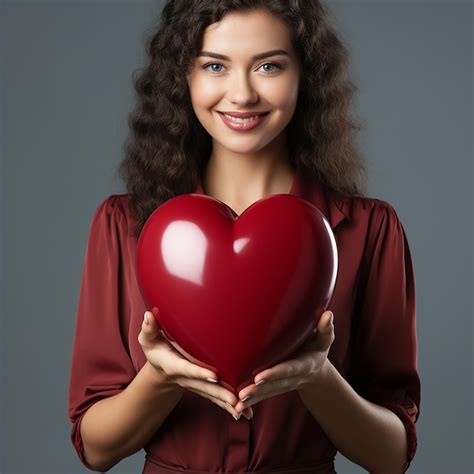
[117,0,368,239]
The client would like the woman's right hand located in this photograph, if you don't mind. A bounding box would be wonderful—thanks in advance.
[138,309,253,421]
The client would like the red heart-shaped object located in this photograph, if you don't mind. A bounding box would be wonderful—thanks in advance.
[136,193,338,394]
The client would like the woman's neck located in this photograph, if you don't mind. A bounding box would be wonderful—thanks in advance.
[202,143,295,216]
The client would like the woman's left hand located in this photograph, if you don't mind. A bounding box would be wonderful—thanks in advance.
[233,310,335,415]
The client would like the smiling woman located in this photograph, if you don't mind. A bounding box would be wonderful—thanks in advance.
[185,9,302,214]
[187,9,300,214]
[68,1,420,473]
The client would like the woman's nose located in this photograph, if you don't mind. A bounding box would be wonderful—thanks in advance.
[227,72,258,103]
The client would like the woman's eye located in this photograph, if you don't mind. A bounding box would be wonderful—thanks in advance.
[259,63,281,73]
[204,63,225,73]
[202,62,282,74]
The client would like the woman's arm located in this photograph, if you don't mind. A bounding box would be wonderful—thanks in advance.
[80,361,184,471]
[299,201,419,473]
[298,360,408,473]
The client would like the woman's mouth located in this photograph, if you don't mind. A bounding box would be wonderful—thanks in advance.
[217,111,270,132]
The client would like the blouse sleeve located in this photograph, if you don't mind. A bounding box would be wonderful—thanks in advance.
[68,195,137,471]
[347,200,421,473]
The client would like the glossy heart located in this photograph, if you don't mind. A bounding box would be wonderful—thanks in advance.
[136,193,338,394]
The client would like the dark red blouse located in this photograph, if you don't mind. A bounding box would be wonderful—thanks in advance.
[68,168,420,473]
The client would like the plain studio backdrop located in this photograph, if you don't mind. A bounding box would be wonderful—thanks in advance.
[0,1,472,473]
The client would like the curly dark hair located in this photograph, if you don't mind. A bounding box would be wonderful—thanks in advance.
[117,0,369,239]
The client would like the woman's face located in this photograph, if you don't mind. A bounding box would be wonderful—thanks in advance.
[186,9,301,155]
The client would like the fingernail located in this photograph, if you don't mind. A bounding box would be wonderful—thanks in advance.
[243,409,253,420]
[144,312,149,325]
[233,413,241,421]
[206,377,218,383]
[329,312,334,325]
[240,395,251,402]
[255,379,266,386]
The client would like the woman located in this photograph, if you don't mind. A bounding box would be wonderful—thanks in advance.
[68,1,421,473]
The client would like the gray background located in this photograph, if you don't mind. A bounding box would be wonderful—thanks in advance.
[1,1,472,473]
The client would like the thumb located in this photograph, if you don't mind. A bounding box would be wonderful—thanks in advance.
[138,310,162,348]
[317,310,334,333]
[142,309,162,335]
[146,308,176,343]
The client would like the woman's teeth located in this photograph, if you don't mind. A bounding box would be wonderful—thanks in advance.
[222,113,264,123]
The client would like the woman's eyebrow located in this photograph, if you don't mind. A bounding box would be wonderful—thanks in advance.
[197,49,289,61]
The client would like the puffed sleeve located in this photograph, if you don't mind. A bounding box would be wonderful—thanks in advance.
[68,195,137,471]
[347,201,421,473]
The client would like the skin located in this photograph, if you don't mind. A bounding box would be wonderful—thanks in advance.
[186,8,302,216]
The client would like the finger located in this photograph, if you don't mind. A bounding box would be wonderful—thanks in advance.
[155,347,219,383]
[186,387,241,419]
[317,310,334,333]
[235,376,304,412]
[175,377,238,406]
[138,330,218,385]
[143,309,174,342]
[254,358,306,383]
[187,387,253,420]
[142,311,219,378]
[187,387,235,414]
[187,381,253,420]
[242,406,254,420]
[315,311,335,350]
[138,311,164,346]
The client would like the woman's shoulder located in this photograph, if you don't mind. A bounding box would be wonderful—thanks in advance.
[91,193,128,217]
[334,189,396,211]
[91,193,132,233]
[329,189,403,230]
[97,192,129,207]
